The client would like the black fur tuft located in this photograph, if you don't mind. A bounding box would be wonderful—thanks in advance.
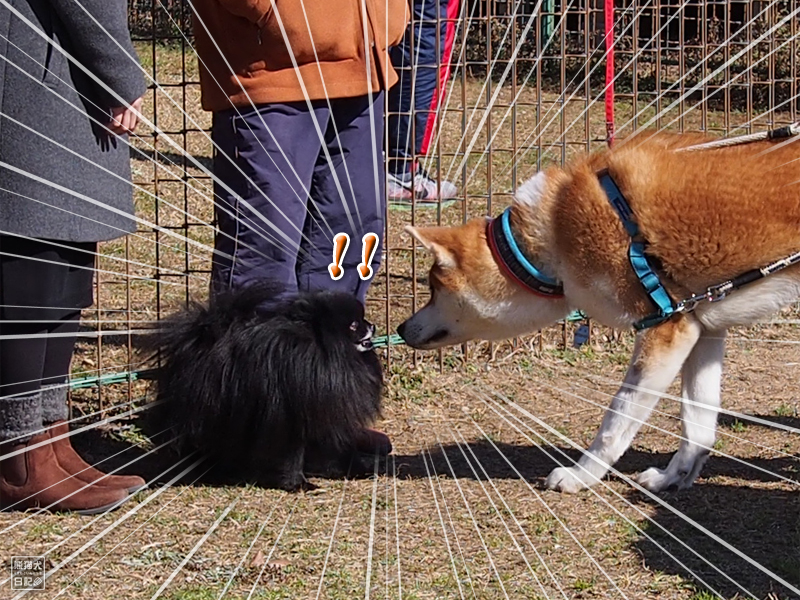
[141,284,383,491]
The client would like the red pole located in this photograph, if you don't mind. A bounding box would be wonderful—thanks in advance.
[604,0,616,146]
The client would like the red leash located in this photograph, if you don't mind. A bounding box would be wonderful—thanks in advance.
[604,0,616,146]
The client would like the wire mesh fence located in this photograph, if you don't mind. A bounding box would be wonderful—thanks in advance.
[73,0,800,415]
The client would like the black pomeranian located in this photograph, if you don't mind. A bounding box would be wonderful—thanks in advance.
[142,284,384,491]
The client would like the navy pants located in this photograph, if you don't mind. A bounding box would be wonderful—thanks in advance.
[387,0,460,175]
[210,93,385,306]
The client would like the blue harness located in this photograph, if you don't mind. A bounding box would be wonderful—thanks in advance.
[491,170,800,331]
[488,189,677,329]
[597,169,678,330]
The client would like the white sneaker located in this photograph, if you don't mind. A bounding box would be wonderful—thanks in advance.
[387,168,458,204]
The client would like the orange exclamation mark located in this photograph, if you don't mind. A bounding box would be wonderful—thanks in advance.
[357,233,379,281]
[328,233,350,281]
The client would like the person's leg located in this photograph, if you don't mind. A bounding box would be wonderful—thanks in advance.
[0,239,128,513]
[418,0,461,157]
[0,323,47,450]
[210,103,326,306]
[386,0,459,202]
[40,312,80,390]
[39,313,146,493]
[297,93,385,305]
[387,0,441,178]
[0,234,55,442]
[0,324,48,399]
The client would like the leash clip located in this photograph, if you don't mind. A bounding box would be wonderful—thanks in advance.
[675,294,703,314]
[707,281,733,302]
[676,281,733,314]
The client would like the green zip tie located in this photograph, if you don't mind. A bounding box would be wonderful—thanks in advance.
[69,370,140,390]
[565,310,587,322]
[371,333,405,348]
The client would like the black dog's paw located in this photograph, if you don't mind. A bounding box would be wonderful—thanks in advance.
[299,479,319,492]
[282,480,319,493]
[278,471,318,493]
[345,453,374,479]
[304,448,376,480]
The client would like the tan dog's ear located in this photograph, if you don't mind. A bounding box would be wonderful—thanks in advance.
[404,225,457,268]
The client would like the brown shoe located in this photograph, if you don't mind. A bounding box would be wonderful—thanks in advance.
[0,433,129,515]
[47,421,146,494]
[354,428,392,456]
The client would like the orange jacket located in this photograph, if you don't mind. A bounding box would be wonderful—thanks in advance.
[192,0,410,111]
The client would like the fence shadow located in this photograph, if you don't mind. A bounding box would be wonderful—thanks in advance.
[130,147,213,173]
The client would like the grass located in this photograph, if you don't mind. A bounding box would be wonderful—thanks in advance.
[0,41,798,600]
[775,404,798,418]
[729,419,747,433]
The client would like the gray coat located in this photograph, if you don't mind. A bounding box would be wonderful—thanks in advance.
[0,0,146,243]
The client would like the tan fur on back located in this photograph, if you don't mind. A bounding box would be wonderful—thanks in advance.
[524,131,800,307]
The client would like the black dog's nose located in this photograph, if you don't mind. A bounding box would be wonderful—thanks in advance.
[396,321,406,340]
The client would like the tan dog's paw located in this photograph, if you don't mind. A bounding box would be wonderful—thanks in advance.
[545,466,591,493]
[636,466,695,493]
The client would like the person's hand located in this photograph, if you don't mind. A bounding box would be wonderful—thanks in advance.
[108,96,144,135]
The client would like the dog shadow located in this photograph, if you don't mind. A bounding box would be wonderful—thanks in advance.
[72,419,799,598]
[390,438,799,599]
[390,437,799,486]
[719,411,800,433]
[629,480,800,599]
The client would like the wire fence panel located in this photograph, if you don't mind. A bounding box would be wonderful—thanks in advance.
[73,0,800,414]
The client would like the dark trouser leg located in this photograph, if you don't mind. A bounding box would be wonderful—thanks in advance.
[39,313,81,423]
[296,93,386,305]
[0,318,79,440]
[210,103,331,306]
[0,313,78,430]
[0,323,47,399]
[0,323,43,441]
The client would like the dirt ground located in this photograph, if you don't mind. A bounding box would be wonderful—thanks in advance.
[0,45,798,600]
[1,334,798,600]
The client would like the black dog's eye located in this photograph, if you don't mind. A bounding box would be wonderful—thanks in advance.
[349,321,359,331]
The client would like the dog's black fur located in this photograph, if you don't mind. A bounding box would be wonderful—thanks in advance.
[142,285,383,491]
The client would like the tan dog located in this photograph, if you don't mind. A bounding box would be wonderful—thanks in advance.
[397,131,800,493]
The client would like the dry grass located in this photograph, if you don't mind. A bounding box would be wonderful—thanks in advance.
[1,43,798,600]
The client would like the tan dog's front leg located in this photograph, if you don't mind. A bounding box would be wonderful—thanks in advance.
[545,315,703,493]
[636,329,726,491]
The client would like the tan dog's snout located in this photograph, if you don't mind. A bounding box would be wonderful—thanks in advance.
[396,311,449,349]
[395,320,409,342]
